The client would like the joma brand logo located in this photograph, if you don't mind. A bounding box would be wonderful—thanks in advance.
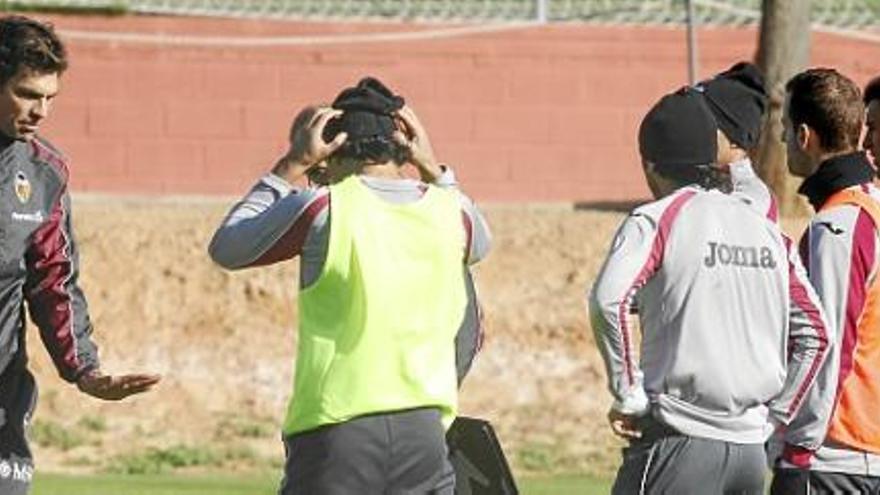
[704,241,776,269]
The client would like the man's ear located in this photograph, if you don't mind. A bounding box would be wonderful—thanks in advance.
[393,114,413,140]
[641,160,667,199]
[796,123,812,151]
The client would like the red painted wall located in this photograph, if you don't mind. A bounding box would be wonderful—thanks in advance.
[30,14,879,202]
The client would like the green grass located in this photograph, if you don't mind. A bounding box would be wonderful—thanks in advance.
[32,473,611,495]
[29,420,89,452]
[521,475,612,494]
[106,445,222,475]
[32,473,279,495]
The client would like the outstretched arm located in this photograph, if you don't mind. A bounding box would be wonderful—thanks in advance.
[25,187,160,399]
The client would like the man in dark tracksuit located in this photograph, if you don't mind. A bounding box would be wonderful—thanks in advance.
[0,15,160,494]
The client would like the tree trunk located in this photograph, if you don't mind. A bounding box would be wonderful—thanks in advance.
[755,0,811,214]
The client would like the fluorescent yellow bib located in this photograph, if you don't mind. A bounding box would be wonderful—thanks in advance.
[283,175,467,435]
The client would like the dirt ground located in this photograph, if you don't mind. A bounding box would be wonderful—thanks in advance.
[24,197,809,478]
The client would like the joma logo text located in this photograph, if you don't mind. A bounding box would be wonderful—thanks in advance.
[704,241,776,269]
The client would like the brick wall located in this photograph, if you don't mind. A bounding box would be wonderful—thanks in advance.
[31,14,879,202]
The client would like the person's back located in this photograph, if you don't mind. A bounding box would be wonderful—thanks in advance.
[209,77,491,495]
[287,173,466,434]
[625,187,798,441]
[590,87,829,495]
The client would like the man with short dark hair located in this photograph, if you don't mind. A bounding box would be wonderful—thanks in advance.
[770,68,880,494]
[864,75,880,170]
[209,77,490,494]
[0,14,160,495]
[590,87,829,494]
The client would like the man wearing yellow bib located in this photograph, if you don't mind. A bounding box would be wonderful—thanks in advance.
[209,77,491,494]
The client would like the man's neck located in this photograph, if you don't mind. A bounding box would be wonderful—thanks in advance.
[360,162,406,180]
[815,147,859,169]
[797,149,873,209]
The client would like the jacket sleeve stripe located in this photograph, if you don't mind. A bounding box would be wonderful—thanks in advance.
[767,192,779,223]
[26,192,82,377]
[248,193,330,267]
[785,235,831,417]
[617,190,696,386]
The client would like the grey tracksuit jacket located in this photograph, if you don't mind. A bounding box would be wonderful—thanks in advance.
[589,183,831,448]
[0,136,99,385]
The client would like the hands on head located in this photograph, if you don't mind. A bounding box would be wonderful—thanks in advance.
[272,106,348,184]
[392,105,442,183]
[76,370,161,401]
[273,103,441,185]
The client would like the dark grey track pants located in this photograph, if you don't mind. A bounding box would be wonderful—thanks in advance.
[612,420,766,495]
[0,368,36,495]
[279,408,455,495]
[771,469,880,494]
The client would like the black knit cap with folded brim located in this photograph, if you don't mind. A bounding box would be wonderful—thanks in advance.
[696,61,768,150]
[322,76,405,143]
[639,87,718,177]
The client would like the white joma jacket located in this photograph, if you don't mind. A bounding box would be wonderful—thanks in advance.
[589,185,831,448]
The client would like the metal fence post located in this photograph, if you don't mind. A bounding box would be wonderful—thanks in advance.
[536,0,548,23]
[685,0,699,85]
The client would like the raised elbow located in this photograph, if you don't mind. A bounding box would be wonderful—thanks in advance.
[207,231,245,271]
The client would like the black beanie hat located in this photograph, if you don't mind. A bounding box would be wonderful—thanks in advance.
[639,87,718,175]
[322,76,405,143]
[696,62,768,150]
